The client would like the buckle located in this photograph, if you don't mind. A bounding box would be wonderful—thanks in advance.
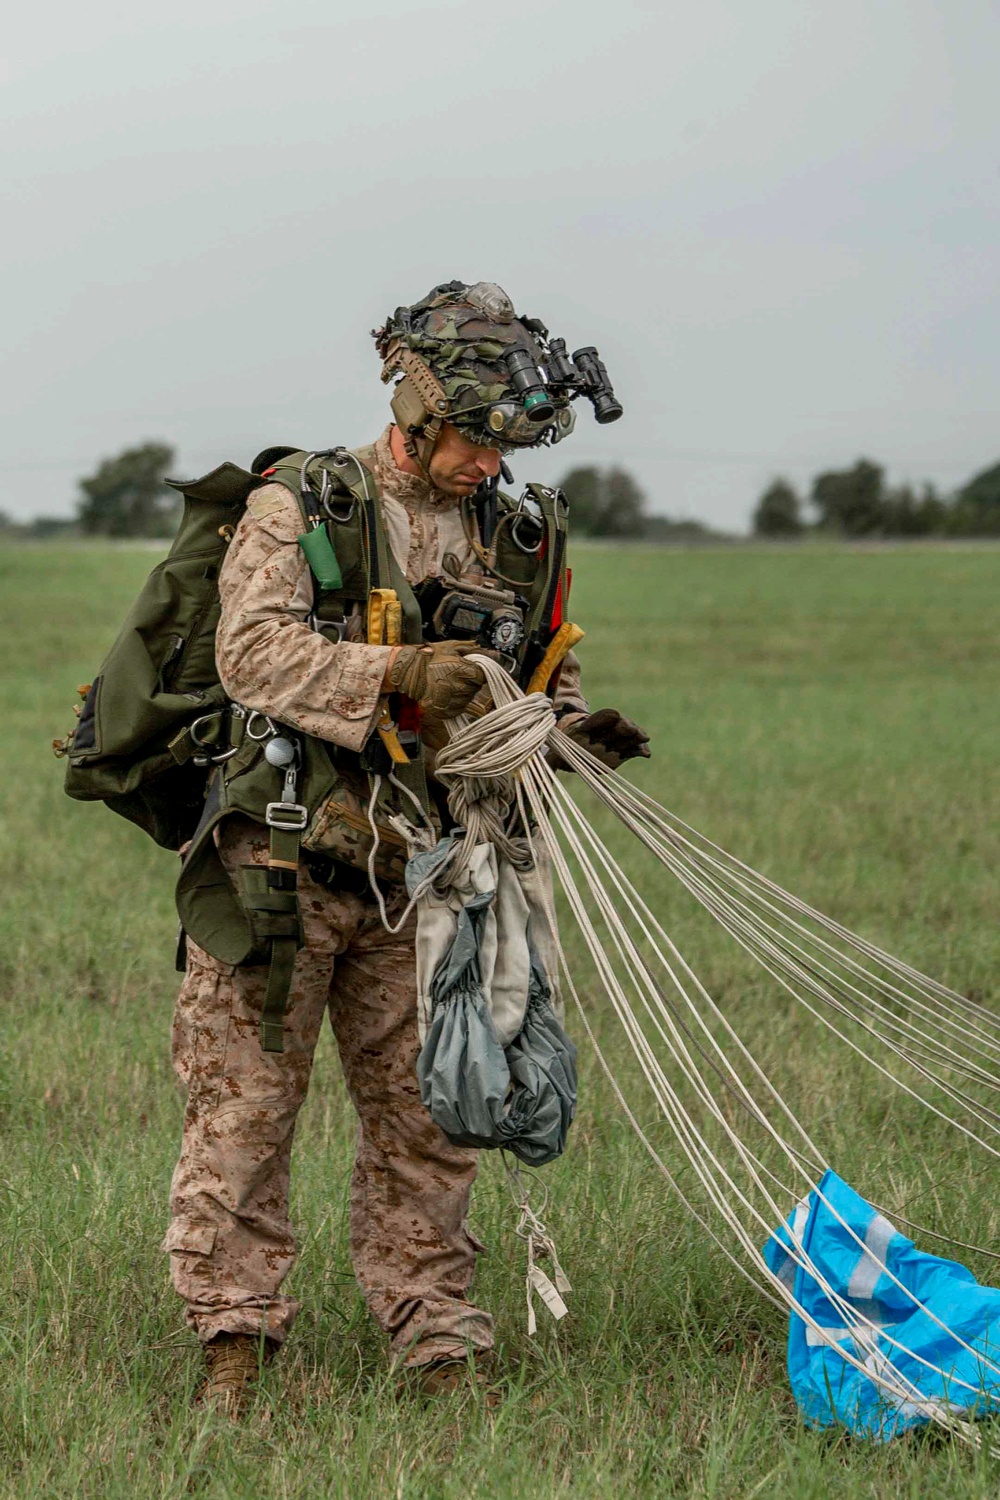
[265,801,308,831]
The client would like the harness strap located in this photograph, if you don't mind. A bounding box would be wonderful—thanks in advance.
[257,776,307,1052]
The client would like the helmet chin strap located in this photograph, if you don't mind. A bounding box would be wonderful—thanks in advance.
[408,413,443,480]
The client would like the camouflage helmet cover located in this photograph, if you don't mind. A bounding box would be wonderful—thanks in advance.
[373,280,576,452]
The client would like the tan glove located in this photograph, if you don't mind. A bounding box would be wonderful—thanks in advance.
[551,708,651,771]
[386,641,498,722]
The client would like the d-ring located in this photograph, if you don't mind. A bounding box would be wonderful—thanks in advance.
[189,713,222,747]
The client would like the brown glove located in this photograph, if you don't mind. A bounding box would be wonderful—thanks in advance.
[386,641,498,723]
[552,707,651,771]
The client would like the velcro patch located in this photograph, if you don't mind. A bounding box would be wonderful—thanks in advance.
[247,491,289,522]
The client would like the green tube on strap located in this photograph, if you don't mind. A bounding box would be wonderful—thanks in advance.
[298,525,343,590]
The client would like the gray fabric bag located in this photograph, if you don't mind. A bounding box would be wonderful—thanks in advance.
[409,835,577,1166]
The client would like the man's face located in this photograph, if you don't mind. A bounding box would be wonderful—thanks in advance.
[427,422,502,499]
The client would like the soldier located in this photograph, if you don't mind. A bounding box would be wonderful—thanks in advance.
[162,280,651,1412]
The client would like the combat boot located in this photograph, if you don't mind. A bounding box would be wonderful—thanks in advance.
[196,1332,275,1416]
[407,1355,501,1407]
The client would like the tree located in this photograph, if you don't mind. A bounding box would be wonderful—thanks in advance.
[753,479,802,536]
[879,483,948,537]
[556,465,603,533]
[950,460,1000,536]
[595,467,647,537]
[811,459,886,536]
[957,460,1000,511]
[26,516,77,539]
[77,442,177,537]
[555,464,648,538]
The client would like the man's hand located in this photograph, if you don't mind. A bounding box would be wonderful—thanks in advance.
[385,641,498,723]
[552,707,651,771]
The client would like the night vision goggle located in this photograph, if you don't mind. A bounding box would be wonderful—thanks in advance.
[472,340,622,449]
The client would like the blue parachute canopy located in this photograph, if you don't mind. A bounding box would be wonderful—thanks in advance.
[763,1170,1000,1440]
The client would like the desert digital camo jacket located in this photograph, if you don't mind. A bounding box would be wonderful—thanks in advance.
[213,424,586,749]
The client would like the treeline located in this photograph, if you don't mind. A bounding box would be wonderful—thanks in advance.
[555,465,719,541]
[1,445,719,543]
[15,441,999,545]
[0,442,180,540]
[754,458,1000,538]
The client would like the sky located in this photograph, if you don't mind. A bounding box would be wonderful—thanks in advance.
[4,0,1000,531]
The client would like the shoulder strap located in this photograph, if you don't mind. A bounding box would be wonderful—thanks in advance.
[263,447,423,644]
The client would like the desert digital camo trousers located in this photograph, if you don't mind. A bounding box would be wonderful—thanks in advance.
[163,818,493,1368]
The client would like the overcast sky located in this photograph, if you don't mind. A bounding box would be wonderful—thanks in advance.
[4,0,1000,530]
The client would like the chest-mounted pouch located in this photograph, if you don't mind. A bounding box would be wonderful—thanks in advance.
[425,576,528,663]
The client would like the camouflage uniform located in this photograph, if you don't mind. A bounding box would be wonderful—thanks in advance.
[164,426,586,1366]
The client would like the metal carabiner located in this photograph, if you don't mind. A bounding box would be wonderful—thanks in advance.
[322,491,357,525]
[189,713,223,748]
[246,711,278,741]
[509,491,545,555]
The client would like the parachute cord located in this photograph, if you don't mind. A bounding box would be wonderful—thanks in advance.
[502,1153,571,1335]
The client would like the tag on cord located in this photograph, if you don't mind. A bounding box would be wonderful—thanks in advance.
[528,1265,568,1322]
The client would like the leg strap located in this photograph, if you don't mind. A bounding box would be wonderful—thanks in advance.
[262,817,303,1053]
[236,816,305,1054]
[260,934,298,1053]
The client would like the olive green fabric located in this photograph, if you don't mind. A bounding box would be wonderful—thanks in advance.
[63,463,261,849]
[60,449,423,852]
[171,452,426,968]
[175,708,336,966]
[264,449,425,646]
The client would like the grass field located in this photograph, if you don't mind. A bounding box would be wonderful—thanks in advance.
[2,539,999,1499]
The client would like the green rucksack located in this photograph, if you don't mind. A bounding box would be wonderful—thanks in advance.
[57,460,266,850]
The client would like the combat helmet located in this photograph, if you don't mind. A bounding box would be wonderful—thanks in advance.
[373,279,622,474]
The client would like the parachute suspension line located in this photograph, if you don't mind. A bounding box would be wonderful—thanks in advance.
[510,742,1000,1428]
[543,731,1000,1140]
[427,658,1000,1450]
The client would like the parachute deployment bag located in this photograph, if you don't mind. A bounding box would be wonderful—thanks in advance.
[408,835,577,1166]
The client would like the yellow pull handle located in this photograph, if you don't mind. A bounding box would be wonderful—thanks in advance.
[527,621,585,696]
[368,589,409,762]
[376,701,410,765]
[367,587,395,645]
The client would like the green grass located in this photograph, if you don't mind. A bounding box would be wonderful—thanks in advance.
[1,539,999,1498]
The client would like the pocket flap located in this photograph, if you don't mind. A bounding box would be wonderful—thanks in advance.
[161,1220,219,1256]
